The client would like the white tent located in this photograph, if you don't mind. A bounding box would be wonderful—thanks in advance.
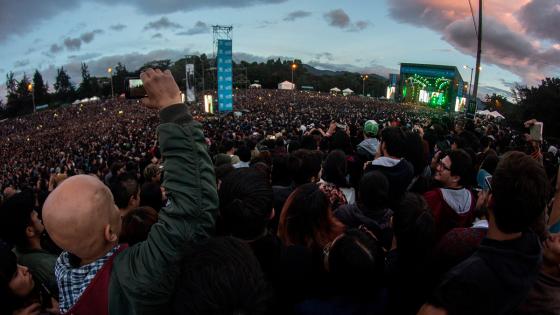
[278,81,295,90]
[343,88,354,96]
[330,87,341,93]
[476,110,490,116]
[488,111,505,119]
[90,96,101,101]
[72,100,81,105]
[249,83,262,89]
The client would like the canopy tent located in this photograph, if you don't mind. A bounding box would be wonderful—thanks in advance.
[72,100,81,105]
[343,88,354,96]
[278,81,295,90]
[249,83,262,89]
[488,111,505,119]
[476,110,490,116]
[90,96,101,101]
[330,87,341,93]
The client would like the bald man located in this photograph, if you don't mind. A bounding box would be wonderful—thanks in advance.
[42,69,218,315]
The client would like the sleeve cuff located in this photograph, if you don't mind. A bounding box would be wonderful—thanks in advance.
[159,103,191,123]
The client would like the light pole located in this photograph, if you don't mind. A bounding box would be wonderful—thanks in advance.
[361,74,368,96]
[107,67,114,99]
[291,62,297,103]
[27,83,35,113]
[463,65,474,100]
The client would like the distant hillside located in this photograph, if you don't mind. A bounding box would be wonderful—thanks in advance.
[302,64,386,81]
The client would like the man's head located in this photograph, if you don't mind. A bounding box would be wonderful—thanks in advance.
[379,127,407,158]
[434,149,472,188]
[143,164,161,183]
[489,151,549,234]
[359,171,389,212]
[218,168,273,240]
[0,191,44,249]
[3,186,16,200]
[172,237,270,315]
[110,172,140,216]
[236,146,252,163]
[363,120,379,138]
[42,175,121,263]
[287,149,323,185]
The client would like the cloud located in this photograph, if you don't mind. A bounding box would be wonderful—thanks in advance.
[14,59,30,68]
[385,0,560,85]
[323,9,369,32]
[64,37,82,51]
[324,9,350,28]
[68,53,102,61]
[95,0,288,15]
[151,33,163,39]
[478,85,514,99]
[0,0,288,42]
[284,10,311,21]
[315,52,334,61]
[176,21,209,35]
[517,0,560,42]
[109,24,127,31]
[49,44,63,54]
[144,17,182,30]
[80,29,103,43]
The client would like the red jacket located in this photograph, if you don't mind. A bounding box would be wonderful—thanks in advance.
[424,188,476,240]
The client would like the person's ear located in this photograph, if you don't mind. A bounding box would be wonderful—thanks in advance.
[25,225,36,238]
[104,224,118,243]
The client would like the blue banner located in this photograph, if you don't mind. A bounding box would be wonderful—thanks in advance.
[217,39,233,112]
[389,74,398,87]
[400,66,456,79]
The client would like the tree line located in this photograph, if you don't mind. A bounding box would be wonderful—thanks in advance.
[1,55,389,117]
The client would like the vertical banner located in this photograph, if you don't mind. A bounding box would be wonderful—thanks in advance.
[217,39,233,112]
[185,64,195,103]
[466,99,477,119]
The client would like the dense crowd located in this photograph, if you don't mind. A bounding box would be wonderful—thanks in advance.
[1,69,559,315]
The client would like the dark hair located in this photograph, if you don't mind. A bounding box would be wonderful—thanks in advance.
[139,182,163,212]
[110,172,139,209]
[327,228,383,295]
[0,191,35,248]
[120,207,158,245]
[480,136,492,149]
[480,154,499,174]
[287,149,323,186]
[329,130,352,154]
[219,168,274,240]
[404,131,428,176]
[393,193,436,262]
[380,127,407,158]
[278,183,345,248]
[359,171,389,213]
[300,135,317,151]
[110,161,125,175]
[0,240,18,310]
[172,237,270,315]
[322,150,349,188]
[215,163,235,183]
[448,149,474,186]
[237,146,252,163]
[491,151,550,233]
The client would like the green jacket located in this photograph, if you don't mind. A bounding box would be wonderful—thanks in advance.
[108,104,218,314]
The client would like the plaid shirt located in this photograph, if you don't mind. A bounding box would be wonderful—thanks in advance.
[55,245,121,313]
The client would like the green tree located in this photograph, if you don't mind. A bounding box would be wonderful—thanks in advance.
[54,66,75,103]
[32,70,49,105]
[14,74,33,114]
[6,71,18,104]
[516,77,560,137]
[78,63,93,98]
[113,62,129,96]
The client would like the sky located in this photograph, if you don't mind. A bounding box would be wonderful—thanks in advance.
[1,0,559,101]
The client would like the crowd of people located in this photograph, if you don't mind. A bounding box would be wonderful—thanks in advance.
[1,69,559,315]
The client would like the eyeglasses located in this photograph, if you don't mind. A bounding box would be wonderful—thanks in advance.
[437,160,451,172]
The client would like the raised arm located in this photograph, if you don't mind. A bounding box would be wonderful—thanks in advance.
[113,69,218,297]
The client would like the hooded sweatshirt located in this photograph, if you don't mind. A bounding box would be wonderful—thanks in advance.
[366,157,414,205]
[429,231,542,315]
[356,138,379,161]
[424,187,475,240]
